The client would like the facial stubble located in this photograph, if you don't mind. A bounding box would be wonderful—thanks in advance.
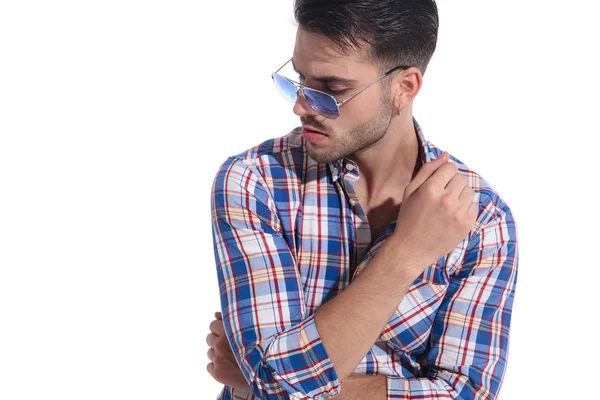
[305,93,394,164]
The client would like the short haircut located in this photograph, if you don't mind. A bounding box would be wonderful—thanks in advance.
[294,0,439,76]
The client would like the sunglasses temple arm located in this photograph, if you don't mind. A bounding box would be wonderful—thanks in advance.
[337,75,386,106]
[274,58,293,74]
[338,66,409,107]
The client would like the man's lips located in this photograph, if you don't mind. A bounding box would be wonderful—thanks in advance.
[302,126,327,136]
[301,127,328,143]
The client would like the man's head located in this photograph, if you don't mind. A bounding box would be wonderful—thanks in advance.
[289,0,439,163]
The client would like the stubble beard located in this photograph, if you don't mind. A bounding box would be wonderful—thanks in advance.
[306,99,394,164]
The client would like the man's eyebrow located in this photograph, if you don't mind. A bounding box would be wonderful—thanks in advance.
[291,60,356,84]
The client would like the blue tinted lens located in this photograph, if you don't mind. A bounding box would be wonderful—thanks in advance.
[303,89,339,119]
[272,74,298,103]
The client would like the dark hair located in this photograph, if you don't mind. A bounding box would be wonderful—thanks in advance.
[293,0,439,76]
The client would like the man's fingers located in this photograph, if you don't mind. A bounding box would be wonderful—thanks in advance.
[423,161,458,193]
[215,311,222,320]
[404,151,449,199]
[458,185,478,213]
[206,332,216,348]
[444,171,468,198]
[210,319,226,336]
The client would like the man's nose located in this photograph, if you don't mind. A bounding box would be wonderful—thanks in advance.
[293,91,319,118]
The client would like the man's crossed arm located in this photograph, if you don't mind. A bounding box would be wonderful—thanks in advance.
[207,154,518,399]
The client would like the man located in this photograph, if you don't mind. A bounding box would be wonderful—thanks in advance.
[206,0,519,399]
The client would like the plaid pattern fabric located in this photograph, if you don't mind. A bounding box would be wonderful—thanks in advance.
[211,117,519,400]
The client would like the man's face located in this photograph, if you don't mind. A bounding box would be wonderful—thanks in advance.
[291,27,395,164]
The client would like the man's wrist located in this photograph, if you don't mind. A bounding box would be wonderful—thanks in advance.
[379,234,423,281]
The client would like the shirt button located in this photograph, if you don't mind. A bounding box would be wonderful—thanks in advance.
[346,164,355,171]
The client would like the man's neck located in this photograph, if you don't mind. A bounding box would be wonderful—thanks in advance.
[348,113,421,201]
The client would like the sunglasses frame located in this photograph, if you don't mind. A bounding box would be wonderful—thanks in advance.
[271,57,411,119]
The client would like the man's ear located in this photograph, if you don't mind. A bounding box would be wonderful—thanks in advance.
[392,67,423,110]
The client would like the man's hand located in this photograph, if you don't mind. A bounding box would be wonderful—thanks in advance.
[206,311,252,392]
[393,151,478,272]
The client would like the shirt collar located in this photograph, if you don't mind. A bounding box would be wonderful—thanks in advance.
[328,116,432,182]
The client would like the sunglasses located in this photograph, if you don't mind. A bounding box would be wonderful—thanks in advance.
[271,58,411,119]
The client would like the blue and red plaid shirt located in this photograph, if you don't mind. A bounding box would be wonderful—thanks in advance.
[210,117,519,399]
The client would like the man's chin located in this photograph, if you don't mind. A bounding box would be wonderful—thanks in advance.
[307,149,341,164]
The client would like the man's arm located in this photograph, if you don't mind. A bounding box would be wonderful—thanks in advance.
[212,156,342,399]
[384,202,519,399]
[322,201,518,400]
[211,156,428,399]
[310,151,478,386]
[212,152,476,399]
[313,233,422,383]
[336,374,387,400]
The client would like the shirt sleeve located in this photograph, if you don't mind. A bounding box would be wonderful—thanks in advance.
[210,156,341,400]
[386,203,519,400]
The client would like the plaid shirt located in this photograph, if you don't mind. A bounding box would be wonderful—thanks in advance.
[211,117,519,400]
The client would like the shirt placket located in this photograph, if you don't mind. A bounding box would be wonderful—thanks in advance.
[339,161,371,282]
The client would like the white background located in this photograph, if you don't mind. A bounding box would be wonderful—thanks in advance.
[1,1,599,399]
